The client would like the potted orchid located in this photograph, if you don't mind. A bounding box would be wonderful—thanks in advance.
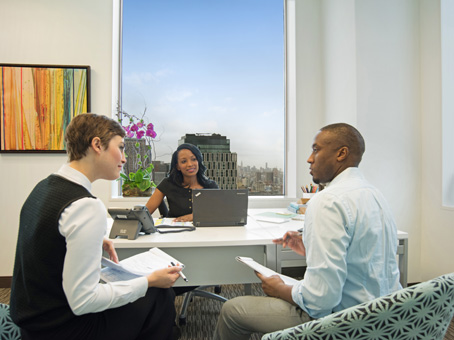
[116,107,158,197]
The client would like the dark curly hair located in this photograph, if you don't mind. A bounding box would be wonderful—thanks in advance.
[168,143,211,187]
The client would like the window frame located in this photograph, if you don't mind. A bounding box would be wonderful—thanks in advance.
[110,0,297,205]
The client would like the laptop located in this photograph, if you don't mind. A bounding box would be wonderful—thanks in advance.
[192,189,248,227]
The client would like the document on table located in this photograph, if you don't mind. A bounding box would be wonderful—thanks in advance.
[101,247,185,282]
[252,212,295,224]
[155,218,193,227]
[235,256,298,285]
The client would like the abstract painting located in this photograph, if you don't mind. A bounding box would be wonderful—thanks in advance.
[0,64,90,152]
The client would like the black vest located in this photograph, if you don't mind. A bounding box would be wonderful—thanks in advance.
[10,174,95,331]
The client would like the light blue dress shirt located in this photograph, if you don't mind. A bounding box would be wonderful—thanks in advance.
[291,167,401,319]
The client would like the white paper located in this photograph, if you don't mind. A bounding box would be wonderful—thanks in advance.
[235,256,298,285]
[159,218,193,227]
[254,217,290,224]
[100,267,140,282]
[101,247,184,282]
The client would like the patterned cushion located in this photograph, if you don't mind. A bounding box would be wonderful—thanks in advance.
[0,303,21,340]
[262,273,454,340]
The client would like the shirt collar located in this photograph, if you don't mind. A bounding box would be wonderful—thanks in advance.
[324,167,362,188]
[56,164,92,193]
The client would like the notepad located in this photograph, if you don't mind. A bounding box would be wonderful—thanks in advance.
[235,256,298,285]
[253,211,296,224]
[254,216,290,224]
[100,247,184,282]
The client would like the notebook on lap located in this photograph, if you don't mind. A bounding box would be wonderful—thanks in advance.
[192,189,248,227]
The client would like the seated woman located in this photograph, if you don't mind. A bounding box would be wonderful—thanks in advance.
[145,143,218,221]
[146,143,218,296]
[10,114,181,340]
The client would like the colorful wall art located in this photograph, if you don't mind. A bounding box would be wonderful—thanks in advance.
[0,64,90,152]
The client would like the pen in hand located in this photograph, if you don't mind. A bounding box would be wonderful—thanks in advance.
[171,261,188,282]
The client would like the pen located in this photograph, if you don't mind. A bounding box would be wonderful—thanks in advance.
[284,231,303,243]
[171,261,188,282]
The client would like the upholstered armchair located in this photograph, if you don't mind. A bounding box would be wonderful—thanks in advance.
[0,303,21,340]
[262,273,454,340]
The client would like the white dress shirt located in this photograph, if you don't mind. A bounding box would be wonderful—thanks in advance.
[56,164,148,315]
[291,167,401,318]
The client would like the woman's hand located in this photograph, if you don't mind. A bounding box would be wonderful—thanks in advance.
[174,213,193,222]
[147,267,182,288]
[102,238,119,263]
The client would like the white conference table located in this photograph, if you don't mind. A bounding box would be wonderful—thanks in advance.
[109,209,409,288]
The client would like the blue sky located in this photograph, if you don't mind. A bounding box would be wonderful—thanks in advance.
[122,0,284,169]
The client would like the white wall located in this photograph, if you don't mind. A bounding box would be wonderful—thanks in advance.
[0,0,114,276]
[355,0,422,281]
[420,0,454,280]
[1,0,453,283]
[294,0,422,282]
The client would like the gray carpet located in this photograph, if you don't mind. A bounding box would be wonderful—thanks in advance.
[174,284,265,340]
[2,285,454,340]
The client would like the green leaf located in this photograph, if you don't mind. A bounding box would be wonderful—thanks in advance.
[138,180,151,191]
[134,171,144,183]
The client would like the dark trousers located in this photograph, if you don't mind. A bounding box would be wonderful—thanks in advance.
[20,287,176,340]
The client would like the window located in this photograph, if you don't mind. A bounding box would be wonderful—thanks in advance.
[119,0,286,196]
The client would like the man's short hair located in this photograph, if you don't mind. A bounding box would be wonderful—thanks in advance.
[65,113,125,161]
[320,123,365,164]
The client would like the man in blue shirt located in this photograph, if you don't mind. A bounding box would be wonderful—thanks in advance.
[213,123,401,340]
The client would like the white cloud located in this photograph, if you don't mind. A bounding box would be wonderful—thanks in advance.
[262,109,280,117]
[208,105,228,113]
[165,90,194,102]
[123,68,173,87]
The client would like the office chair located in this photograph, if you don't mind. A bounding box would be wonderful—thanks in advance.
[262,272,454,340]
[158,200,227,326]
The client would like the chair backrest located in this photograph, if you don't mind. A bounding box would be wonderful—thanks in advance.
[0,303,21,340]
[158,200,169,218]
[262,273,454,340]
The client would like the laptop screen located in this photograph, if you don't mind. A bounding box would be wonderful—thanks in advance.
[192,189,248,227]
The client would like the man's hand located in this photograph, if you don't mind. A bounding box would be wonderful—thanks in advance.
[102,238,119,263]
[273,231,306,256]
[256,272,297,306]
[256,272,285,298]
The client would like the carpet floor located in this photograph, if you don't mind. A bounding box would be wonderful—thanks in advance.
[2,285,454,340]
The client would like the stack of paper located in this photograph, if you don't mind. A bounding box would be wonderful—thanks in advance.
[101,247,184,282]
[287,202,307,214]
[253,212,296,224]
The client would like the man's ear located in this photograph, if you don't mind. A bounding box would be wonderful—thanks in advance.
[337,146,349,161]
[91,137,103,154]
